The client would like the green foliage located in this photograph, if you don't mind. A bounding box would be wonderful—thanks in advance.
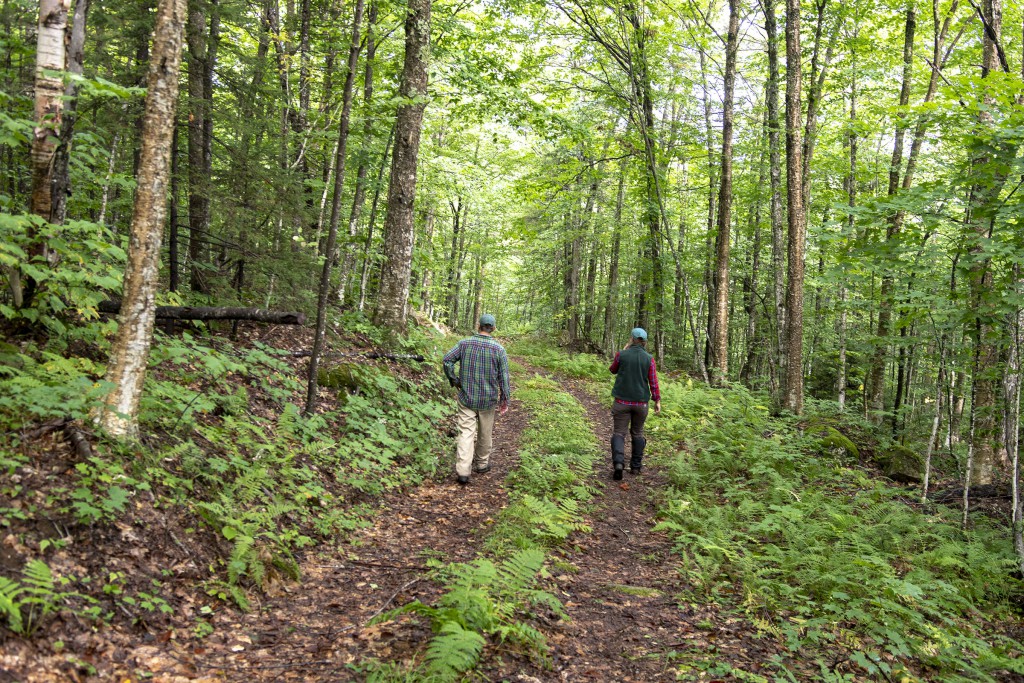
[0,347,112,426]
[488,373,598,553]
[0,560,77,635]
[0,214,125,336]
[372,548,556,681]
[68,455,144,524]
[647,379,1023,680]
[508,338,608,382]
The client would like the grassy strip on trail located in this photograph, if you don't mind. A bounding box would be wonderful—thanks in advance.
[359,360,600,683]
[511,338,1024,682]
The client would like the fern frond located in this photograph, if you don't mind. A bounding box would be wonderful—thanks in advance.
[423,621,485,681]
[0,576,25,633]
[21,560,54,592]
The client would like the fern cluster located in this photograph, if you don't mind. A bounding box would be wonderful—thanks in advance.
[372,549,559,681]
[650,379,1023,680]
[0,560,78,635]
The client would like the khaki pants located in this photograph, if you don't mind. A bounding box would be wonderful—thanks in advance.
[455,403,496,477]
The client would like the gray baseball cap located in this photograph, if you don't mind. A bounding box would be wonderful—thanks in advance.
[479,314,496,327]
[631,327,648,340]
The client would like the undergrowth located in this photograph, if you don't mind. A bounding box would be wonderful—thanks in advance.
[0,314,452,633]
[510,340,1024,681]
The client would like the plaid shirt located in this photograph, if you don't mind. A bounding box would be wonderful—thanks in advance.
[609,351,660,405]
[443,334,511,411]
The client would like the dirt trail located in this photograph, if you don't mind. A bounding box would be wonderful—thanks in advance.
[125,394,530,682]
[515,371,779,682]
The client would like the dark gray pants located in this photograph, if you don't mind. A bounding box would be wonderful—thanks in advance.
[611,401,648,469]
[612,401,648,438]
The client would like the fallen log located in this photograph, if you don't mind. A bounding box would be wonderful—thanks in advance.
[291,350,425,362]
[99,300,305,325]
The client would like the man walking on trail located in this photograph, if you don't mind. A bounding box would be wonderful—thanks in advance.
[609,327,661,480]
[443,314,511,485]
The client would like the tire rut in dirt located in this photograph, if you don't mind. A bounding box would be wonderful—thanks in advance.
[533,370,691,682]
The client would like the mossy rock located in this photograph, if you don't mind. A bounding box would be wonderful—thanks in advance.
[318,363,361,391]
[806,424,859,461]
[879,445,923,483]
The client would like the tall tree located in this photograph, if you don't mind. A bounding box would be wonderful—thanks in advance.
[14,0,72,307]
[866,4,916,419]
[186,0,220,295]
[783,0,806,413]
[964,0,1016,485]
[51,0,89,227]
[96,0,186,438]
[304,0,366,415]
[763,0,785,401]
[710,0,739,384]
[374,0,431,331]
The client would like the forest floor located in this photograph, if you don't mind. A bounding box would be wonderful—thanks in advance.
[1,352,773,682]
[106,362,778,682]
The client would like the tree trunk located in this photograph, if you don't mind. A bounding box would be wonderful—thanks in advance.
[51,0,89,227]
[783,0,806,414]
[99,301,305,324]
[839,53,857,411]
[603,162,625,355]
[338,0,378,304]
[710,0,738,385]
[799,0,838,215]
[357,126,394,312]
[373,0,430,332]
[764,0,785,403]
[96,0,186,438]
[419,208,435,312]
[169,123,180,291]
[186,0,220,295]
[304,0,366,416]
[867,6,916,419]
[15,0,72,307]
[1008,266,1024,570]
[741,120,766,387]
[922,336,947,503]
[965,0,1015,485]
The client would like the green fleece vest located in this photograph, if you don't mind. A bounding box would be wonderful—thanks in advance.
[612,345,653,402]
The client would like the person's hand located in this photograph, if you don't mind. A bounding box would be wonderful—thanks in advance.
[499,401,509,415]
[654,400,662,414]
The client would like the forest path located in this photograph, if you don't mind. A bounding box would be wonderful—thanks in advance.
[128,387,531,681]
[503,368,781,682]
[126,363,780,682]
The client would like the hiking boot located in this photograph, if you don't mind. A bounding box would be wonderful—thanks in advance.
[474,464,491,474]
[630,467,642,475]
[613,462,624,480]
[457,475,470,485]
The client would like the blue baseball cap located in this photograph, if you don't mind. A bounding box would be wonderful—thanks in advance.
[631,327,647,340]
[479,314,496,327]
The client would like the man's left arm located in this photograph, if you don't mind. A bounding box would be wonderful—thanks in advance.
[442,342,462,387]
[649,358,661,412]
[498,348,512,413]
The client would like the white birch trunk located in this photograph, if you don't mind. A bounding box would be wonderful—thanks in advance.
[96,0,187,439]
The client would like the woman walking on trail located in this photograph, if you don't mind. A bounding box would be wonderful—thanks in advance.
[442,314,511,485]
[609,328,661,480]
